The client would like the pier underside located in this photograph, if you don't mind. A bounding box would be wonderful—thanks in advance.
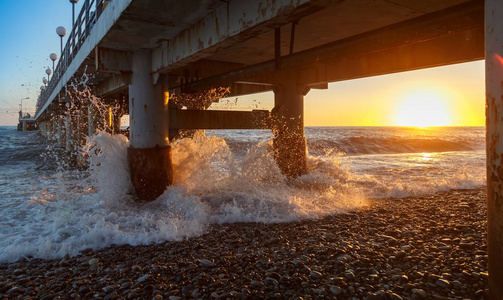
[33,0,503,296]
[35,0,485,199]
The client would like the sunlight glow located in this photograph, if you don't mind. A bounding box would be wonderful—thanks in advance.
[395,91,451,127]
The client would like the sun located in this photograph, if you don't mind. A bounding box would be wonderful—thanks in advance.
[395,90,451,127]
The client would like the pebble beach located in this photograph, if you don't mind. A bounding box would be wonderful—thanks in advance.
[0,187,488,299]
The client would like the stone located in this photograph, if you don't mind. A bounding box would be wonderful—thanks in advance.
[250,280,264,289]
[137,274,151,283]
[199,259,216,267]
[435,279,451,288]
[330,285,342,296]
[412,289,428,299]
[310,271,322,279]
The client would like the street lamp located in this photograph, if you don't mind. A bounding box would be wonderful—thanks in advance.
[70,0,80,27]
[45,68,52,82]
[56,26,67,56]
[43,78,48,86]
[20,97,29,118]
[50,53,57,73]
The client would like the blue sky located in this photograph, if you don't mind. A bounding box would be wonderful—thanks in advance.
[0,1,486,126]
[0,0,83,125]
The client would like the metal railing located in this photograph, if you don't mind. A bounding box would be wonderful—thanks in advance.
[36,0,106,118]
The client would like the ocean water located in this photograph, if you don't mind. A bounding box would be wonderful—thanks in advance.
[0,125,486,263]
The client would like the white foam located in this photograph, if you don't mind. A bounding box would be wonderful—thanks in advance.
[0,130,486,263]
[0,132,367,263]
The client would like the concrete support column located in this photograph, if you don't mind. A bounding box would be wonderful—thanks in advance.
[272,82,308,178]
[88,103,104,136]
[128,50,171,201]
[22,120,27,132]
[77,108,88,146]
[48,118,54,139]
[58,117,66,149]
[52,118,58,141]
[111,105,122,134]
[486,0,503,298]
[65,114,73,153]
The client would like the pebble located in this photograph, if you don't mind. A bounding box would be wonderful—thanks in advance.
[199,259,216,267]
[310,271,322,279]
[330,285,342,295]
[412,288,428,299]
[250,280,264,289]
[137,274,151,283]
[0,188,487,299]
[435,279,451,288]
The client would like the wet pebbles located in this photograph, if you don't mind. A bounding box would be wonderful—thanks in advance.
[0,188,487,299]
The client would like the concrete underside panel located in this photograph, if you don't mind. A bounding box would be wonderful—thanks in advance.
[37,0,484,114]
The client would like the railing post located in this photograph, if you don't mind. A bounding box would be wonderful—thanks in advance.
[85,0,90,37]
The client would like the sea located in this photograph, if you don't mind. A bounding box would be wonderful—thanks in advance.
[0,125,486,263]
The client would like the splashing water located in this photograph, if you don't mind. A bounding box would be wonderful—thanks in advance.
[0,130,368,263]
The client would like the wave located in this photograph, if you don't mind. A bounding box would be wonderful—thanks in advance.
[0,129,486,263]
[306,136,483,156]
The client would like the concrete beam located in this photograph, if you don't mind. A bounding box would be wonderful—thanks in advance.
[187,1,484,89]
[169,109,271,130]
[94,73,129,97]
[96,47,133,73]
[152,0,332,72]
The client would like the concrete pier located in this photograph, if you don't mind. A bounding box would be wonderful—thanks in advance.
[485,0,503,297]
[272,82,308,177]
[127,50,172,201]
[30,1,499,294]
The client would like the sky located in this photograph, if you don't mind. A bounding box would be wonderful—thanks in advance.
[0,0,78,125]
[0,1,486,127]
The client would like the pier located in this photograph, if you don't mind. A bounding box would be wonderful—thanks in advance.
[31,0,502,297]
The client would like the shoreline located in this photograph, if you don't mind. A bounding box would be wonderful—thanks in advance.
[1,187,488,299]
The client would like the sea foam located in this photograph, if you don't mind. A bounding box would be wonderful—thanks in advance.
[0,131,367,263]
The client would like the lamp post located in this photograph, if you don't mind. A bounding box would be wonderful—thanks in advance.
[19,97,29,118]
[69,0,80,27]
[43,78,48,86]
[45,68,52,83]
[56,26,67,56]
[50,53,57,73]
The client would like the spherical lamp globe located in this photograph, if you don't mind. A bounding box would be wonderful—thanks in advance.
[56,26,67,37]
[50,53,58,61]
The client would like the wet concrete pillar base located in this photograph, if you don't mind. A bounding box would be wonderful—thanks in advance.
[272,82,308,178]
[127,146,172,201]
[128,49,171,201]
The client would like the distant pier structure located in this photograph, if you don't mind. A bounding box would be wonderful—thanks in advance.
[17,110,38,132]
[32,0,502,296]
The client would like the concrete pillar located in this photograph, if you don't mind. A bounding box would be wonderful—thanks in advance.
[128,49,171,201]
[77,108,88,146]
[272,82,308,177]
[112,105,122,134]
[22,120,27,132]
[88,103,104,136]
[65,114,73,153]
[486,0,503,298]
[52,118,58,142]
[58,117,66,148]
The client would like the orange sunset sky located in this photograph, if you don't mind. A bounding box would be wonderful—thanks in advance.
[212,60,485,127]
